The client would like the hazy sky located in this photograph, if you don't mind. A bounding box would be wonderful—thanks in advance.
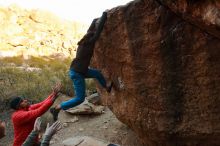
[0,0,132,24]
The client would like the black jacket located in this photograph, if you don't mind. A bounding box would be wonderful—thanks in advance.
[70,12,107,75]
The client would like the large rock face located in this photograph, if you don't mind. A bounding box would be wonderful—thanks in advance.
[92,0,220,145]
[0,5,87,58]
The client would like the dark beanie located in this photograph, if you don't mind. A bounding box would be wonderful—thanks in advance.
[10,97,23,110]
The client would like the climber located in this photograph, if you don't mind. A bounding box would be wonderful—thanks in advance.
[50,10,113,121]
[10,83,62,146]
[22,117,62,146]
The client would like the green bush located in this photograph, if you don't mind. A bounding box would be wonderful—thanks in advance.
[0,56,24,66]
[0,56,97,103]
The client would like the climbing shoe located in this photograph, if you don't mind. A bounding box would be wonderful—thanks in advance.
[50,107,60,121]
[106,81,113,93]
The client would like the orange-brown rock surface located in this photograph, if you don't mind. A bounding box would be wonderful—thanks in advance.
[158,0,220,39]
[93,0,220,145]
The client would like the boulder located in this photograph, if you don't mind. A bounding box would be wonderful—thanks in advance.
[86,93,101,105]
[158,0,220,39]
[65,99,105,115]
[93,0,220,145]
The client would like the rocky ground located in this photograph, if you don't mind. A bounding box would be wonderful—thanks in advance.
[50,107,142,146]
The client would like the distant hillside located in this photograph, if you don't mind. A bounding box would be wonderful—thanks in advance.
[0,4,88,58]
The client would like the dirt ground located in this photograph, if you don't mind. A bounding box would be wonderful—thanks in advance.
[50,107,143,146]
[0,107,143,146]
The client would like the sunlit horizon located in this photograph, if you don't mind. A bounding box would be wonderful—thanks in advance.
[0,0,132,24]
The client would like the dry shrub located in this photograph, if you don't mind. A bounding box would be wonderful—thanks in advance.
[0,56,97,105]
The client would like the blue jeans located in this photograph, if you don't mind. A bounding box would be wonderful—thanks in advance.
[60,68,107,110]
